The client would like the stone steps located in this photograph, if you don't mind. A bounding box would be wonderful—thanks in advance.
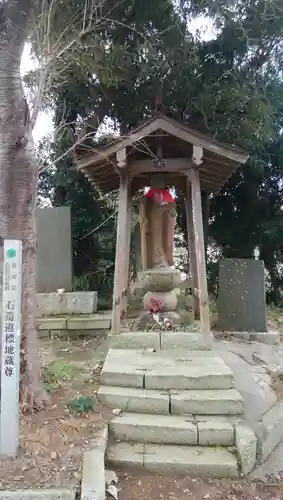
[98,385,244,415]
[106,441,238,478]
[99,339,251,477]
[101,348,234,390]
[109,412,236,446]
[171,388,243,415]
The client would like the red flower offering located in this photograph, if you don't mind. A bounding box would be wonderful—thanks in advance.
[148,298,163,314]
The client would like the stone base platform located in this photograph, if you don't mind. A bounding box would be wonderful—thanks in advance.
[99,343,259,477]
[36,312,111,338]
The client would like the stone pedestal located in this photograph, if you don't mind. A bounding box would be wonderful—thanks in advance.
[143,290,178,311]
[138,268,181,328]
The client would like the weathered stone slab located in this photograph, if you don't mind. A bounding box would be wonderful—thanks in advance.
[145,364,234,391]
[104,348,177,370]
[37,291,98,316]
[109,332,160,350]
[218,258,267,332]
[37,329,51,339]
[138,268,181,292]
[36,206,72,293]
[198,421,234,446]
[39,328,107,339]
[143,444,238,477]
[98,386,169,414]
[36,317,67,330]
[235,423,257,476]
[103,349,234,391]
[105,348,225,365]
[36,316,110,333]
[110,413,197,445]
[167,350,227,364]
[255,401,283,461]
[161,331,213,350]
[107,442,144,467]
[100,359,144,388]
[170,389,243,415]
[195,414,239,424]
[67,315,110,330]
[81,426,108,500]
[56,329,105,338]
[0,491,75,500]
[232,331,280,346]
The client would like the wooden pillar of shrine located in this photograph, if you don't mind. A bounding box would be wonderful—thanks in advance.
[202,191,209,261]
[121,191,132,315]
[139,200,148,271]
[185,183,199,320]
[186,146,210,334]
[111,151,132,333]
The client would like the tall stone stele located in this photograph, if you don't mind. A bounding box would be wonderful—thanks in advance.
[138,178,181,327]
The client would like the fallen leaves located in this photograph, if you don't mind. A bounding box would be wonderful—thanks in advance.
[0,336,107,490]
[117,472,283,500]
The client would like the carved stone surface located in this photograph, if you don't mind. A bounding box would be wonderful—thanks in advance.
[143,291,178,312]
[137,267,182,328]
[145,198,176,268]
[37,291,98,316]
[138,268,181,293]
[218,259,267,332]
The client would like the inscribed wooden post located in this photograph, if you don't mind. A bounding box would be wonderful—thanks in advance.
[190,167,211,334]
[111,172,129,333]
[0,240,22,457]
[185,181,199,320]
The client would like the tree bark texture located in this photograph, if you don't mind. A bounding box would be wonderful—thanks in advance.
[0,0,49,411]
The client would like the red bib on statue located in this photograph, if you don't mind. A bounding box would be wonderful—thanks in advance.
[145,189,174,206]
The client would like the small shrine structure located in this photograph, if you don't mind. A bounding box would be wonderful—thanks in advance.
[75,113,248,334]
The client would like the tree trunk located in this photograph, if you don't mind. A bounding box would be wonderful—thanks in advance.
[0,0,49,411]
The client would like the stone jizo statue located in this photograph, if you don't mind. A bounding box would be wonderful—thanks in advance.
[144,188,176,269]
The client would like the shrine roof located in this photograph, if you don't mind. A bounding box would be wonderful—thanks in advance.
[74,112,249,194]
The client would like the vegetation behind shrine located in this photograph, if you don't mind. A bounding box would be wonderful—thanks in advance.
[37,0,283,306]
